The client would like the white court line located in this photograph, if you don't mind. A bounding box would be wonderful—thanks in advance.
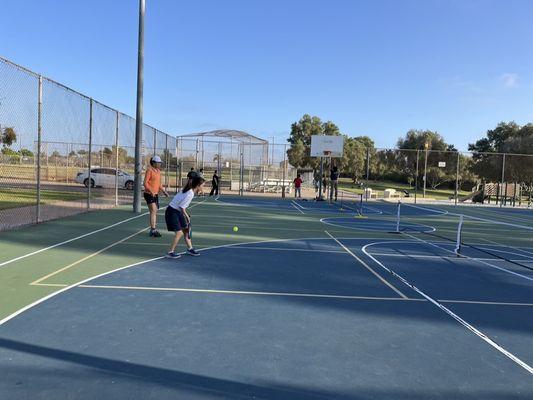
[324,231,408,299]
[480,238,533,259]
[29,198,210,286]
[291,201,305,214]
[400,232,533,283]
[0,235,373,326]
[228,246,345,254]
[320,217,436,233]
[30,226,150,286]
[77,285,533,307]
[365,252,519,262]
[77,284,417,301]
[361,241,533,375]
[402,203,449,216]
[439,299,533,307]
[0,211,149,268]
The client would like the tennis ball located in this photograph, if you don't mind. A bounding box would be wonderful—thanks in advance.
[233,226,239,232]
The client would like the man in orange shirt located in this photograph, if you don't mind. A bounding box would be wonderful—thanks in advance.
[144,156,169,237]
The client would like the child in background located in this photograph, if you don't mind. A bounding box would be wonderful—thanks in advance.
[293,174,303,199]
[143,156,169,237]
[165,176,205,258]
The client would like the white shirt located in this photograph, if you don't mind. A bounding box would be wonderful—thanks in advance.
[169,189,194,210]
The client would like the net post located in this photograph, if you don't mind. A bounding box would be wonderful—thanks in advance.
[455,214,464,256]
[359,193,364,216]
[395,201,401,233]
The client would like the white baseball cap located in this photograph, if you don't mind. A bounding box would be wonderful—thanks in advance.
[151,155,162,163]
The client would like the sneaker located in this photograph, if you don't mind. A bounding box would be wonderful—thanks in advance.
[152,230,162,238]
[166,251,181,259]
[149,229,154,237]
[187,248,200,257]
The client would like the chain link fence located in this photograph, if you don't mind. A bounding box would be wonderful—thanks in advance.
[344,148,533,207]
[0,56,178,231]
[176,137,296,196]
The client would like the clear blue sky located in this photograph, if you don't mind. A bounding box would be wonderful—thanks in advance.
[1,0,532,150]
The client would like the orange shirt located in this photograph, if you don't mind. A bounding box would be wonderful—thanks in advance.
[144,167,164,195]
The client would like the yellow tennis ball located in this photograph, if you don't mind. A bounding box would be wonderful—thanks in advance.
[233,226,239,232]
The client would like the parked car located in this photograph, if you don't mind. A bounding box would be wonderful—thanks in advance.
[75,168,136,190]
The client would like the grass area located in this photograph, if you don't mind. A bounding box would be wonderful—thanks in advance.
[338,178,470,200]
[0,188,88,210]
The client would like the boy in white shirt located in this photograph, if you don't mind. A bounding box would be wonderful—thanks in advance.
[165,176,205,258]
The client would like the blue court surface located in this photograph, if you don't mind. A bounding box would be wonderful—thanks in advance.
[1,198,532,399]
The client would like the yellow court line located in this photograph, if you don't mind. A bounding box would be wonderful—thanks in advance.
[30,226,149,286]
[78,284,417,301]
[324,231,409,299]
[29,199,210,286]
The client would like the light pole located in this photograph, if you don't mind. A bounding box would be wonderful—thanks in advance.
[133,0,145,213]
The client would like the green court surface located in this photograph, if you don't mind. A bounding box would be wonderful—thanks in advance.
[0,197,359,320]
[1,196,532,399]
[1,196,531,322]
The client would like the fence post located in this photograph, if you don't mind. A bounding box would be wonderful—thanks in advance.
[500,153,506,207]
[153,127,156,156]
[423,145,428,198]
[165,135,169,189]
[239,144,244,196]
[454,151,460,206]
[414,150,419,205]
[365,147,370,181]
[114,110,120,206]
[217,141,222,195]
[195,139,199,168]
[36,75,43,223]
[87,98,93,210]
[282,144,287,198]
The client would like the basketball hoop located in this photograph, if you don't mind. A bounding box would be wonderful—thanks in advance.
[323,150,332,157]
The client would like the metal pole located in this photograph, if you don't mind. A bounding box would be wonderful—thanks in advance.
[133,0,145,213]
[152,127,156,156]
[87,98,93,210]
[195,138,199,168]
[414,150,419,204]
[165,135,169,189]
[365,147,370,181]
[36,76,43,223]
[282,144,287,198]
[423,147,428,198]
[500,153,506,207]
[239,145,244,196]
[318,157,324,201]
[217,142,222,195]
[454,151,459,206]
[114,110,120,206]
[230,138,233,191]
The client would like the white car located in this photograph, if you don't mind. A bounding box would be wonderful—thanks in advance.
[75,168,136,190]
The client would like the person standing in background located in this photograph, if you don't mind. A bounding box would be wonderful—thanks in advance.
[330,165,339,201]
[210,170,220,196]
[293,174,303,199]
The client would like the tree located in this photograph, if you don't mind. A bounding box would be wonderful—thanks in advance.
[341,136,374,182]
[20,149,34,157]
[395,130,457,189]
[286,114,341,169]
[286,139,306,168]
[0,127,17,148]
[468,122,533,183]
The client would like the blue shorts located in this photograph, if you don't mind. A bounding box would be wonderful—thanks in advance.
[165,206,188,232]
